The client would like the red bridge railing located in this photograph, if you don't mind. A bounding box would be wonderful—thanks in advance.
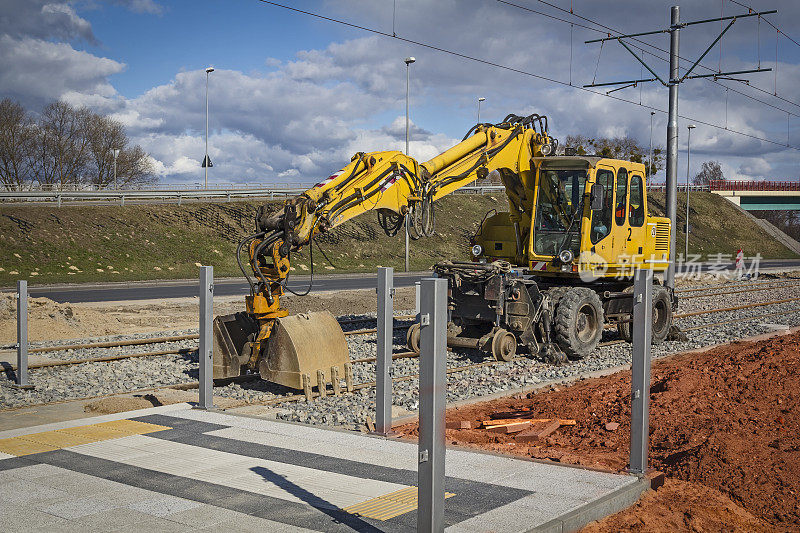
[710,180,800,191]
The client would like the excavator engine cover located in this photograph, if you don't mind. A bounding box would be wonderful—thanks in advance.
[258,311,349,389]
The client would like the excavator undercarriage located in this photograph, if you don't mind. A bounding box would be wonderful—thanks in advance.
[210,112,673,391]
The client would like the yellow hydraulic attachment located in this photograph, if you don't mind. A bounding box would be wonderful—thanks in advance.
[213,112,671,387]
[213,113,557,387]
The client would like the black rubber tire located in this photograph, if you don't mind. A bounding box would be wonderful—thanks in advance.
[651,286,673,344]
[553,287,604,359]
[618,285,672,344]
[407,323,421,353]
[491,329,517,361]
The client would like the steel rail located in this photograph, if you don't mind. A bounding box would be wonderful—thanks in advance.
[5,303,800,409]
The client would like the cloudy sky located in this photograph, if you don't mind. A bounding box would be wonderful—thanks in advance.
[1,0,798,186]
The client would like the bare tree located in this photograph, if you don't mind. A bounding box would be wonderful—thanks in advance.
[0,98,35,190]
[86,113,155,188]
[34,101,92,188]
[693,160,724,186]
[563,134,664,177]
[115,145,156,187]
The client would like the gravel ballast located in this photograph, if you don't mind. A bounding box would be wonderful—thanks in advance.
[2,276,800,419]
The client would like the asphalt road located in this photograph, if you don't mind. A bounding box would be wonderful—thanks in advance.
[24,259,800,304]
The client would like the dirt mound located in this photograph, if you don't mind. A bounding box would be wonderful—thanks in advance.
[395,330,800,529]
[0,293,124,343]
[582,479,776,532]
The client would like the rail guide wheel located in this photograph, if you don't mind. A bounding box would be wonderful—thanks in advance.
[491,329,516,361]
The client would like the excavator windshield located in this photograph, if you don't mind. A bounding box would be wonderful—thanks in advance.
[532,168,587,257]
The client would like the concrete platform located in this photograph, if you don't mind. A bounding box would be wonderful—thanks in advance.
[0,404,648,532]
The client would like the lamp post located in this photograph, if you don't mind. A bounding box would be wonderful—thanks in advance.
[686,124,696,260]
[204,66,214,189]
[112,148,120,189]
[477,97,485,123]
[648,111,655,177]
[404,56,415,273]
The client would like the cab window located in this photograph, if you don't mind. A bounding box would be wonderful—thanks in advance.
[615,168,628,226]
[629,175,645,227]
[590,169,614,244]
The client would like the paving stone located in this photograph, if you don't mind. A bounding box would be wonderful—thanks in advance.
[37,494,117,519]
[127,495,204,517]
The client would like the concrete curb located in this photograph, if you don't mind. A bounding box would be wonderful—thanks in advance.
[528,476,651,533]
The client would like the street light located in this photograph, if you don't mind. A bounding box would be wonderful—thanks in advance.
[648,111,655,177]
[404,56,415,272]
[686,124,696,260]
[203,66,215,189]
[112,148,120,190]
[477,97,485,124]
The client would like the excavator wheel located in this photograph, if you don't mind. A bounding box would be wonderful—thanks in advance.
[618,285,672,344]
[553,287,604,360]
[491,329,516,362]
[407,323,421,354]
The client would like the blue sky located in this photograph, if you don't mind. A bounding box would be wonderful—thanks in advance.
[1,0,799,185]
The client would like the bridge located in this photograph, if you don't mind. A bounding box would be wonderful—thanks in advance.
[710,180,800,211]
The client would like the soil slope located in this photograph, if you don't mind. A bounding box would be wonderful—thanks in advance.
[396,330,800,530]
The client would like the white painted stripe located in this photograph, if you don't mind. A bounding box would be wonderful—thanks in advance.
[67,434,408,509]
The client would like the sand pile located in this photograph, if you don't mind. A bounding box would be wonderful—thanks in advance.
[0,293,125,343]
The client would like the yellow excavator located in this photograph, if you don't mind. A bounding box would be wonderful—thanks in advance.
[213,113,672,390]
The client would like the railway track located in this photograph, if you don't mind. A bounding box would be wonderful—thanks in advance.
[4,289,800,373]
[4,294,800,410]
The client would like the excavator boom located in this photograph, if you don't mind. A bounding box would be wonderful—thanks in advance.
[213,113,556,389]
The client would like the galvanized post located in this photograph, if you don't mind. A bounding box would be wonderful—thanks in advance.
[630,268,653,474]
[415,281,421,322]
[198,266,214,409]
[665,5,680,290]
[13,280,32,389]
[418,277,447,533]
[375,267,394,435]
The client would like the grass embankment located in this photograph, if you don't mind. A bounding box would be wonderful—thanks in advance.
[648,191,797,260]
[0,191,794,287]
[0,195,505,286]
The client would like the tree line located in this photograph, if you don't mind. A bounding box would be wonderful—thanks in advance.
[0,98,155,190]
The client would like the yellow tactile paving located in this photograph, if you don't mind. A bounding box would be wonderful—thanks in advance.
[0,420,171,457]
[342,486,455,521]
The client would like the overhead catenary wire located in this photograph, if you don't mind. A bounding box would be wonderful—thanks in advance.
[523,0,800,115]
[255,0,800,151]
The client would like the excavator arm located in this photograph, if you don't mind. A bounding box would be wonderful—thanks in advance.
[214,113,557,389]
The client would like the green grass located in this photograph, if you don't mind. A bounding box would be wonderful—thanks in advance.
[0,195,507,286]
[648,191,798,260]
[0,191,794,287]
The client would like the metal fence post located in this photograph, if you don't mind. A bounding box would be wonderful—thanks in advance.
[415,281,421,322]
[198,266,214,409]
[375,267,394,435]
[418,277,447,533]
[630,268,653,474]
[13,280,33,389]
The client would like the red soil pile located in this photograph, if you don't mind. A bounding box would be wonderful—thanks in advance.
[395,330,800,530]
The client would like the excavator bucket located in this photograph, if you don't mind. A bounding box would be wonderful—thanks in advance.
[213,312,257,379]
[259,311,349,389]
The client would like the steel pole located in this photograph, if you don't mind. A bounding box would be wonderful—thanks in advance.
[630,268,653,474]
[15,280,31,389]
[198,266,213,409]
[113,155,117,190]
[649,112,655,177]
[405,62,411,273]
[477,100,481,124]
[417,277,447,533]
[665,5,680,290]
[685,127,692,260]
[205,71,210,190]
[375,267,394,435]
